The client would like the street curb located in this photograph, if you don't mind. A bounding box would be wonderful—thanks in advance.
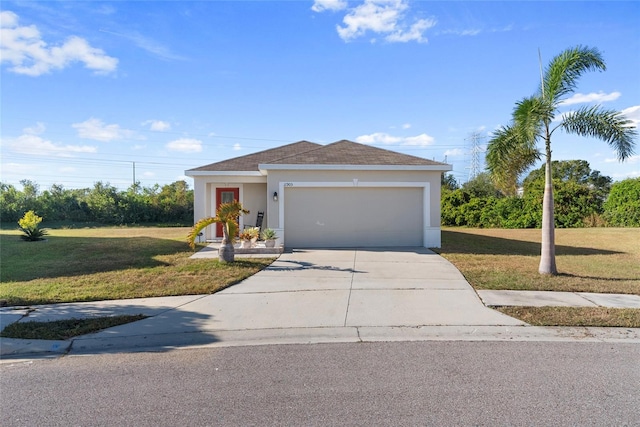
[5,325,632,357]
[0,337,71,357]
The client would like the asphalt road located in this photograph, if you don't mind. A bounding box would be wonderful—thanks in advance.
[2,341,639,426]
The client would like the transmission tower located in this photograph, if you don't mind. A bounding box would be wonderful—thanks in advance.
[465,131,485,182]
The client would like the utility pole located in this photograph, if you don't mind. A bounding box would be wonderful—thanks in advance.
[132,161,138,192]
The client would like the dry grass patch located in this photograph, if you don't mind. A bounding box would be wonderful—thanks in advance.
[497,307,640,328]
[0,227,274,306]
[438,228,640,295]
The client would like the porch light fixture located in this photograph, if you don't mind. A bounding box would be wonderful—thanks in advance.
[273,191,278,202]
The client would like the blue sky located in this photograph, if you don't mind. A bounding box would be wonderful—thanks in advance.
[2,0,639,191]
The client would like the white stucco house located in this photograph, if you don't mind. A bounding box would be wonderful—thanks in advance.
[185,140,452,248]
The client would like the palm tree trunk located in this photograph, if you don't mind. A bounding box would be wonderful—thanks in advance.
[539,143,558,275]
[218,222,235,263]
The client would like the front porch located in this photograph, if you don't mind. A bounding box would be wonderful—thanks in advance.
[190,241,283,259]
[193,181,270,242]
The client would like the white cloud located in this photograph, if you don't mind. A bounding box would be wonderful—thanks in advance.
[403,133,435,146]
[621,105,640,128]
[335,0,435,43]
[143,120,171,131]
[356,132,435,147]
[24,121,46,135]
[0,10,18,27]
[166,138,202,153]
[385,17,436,43]
[444,148,464,157]
[560,91,621,106]
[356,132,402,144]
[312,0,347,12]
[73,118,136,141]
[440,28,481,37]
[402,123,411,129]
[143,171,155,178]
[0,10,118,76]
[7,132,96,157]
[233,143,241,151]
[604,154,639,164]
[611,169,640,179]
[99,29,186,61]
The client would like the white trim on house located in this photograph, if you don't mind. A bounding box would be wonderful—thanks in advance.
[276,181,436,248]
[186,171,264,177]
[260,164,451,172]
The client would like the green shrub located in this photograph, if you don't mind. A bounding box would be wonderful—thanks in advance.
[604,178,640,227]
[18,210,48,241]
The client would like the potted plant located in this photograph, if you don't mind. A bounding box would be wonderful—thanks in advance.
[187,201,249,262]
[261,228,278,248]
[239,230,254,248]
[247,227,260,246]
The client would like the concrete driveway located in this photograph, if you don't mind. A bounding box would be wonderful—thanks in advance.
[216,248,524,329]
[4,247,531,356]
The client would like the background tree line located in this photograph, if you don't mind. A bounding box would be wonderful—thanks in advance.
[441,160,640,228]
[1,180,193,226]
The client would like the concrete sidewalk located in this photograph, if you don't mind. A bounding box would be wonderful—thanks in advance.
[478,290,640,308]
[2,248,639,358]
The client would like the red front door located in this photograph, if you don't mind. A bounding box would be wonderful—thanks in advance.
[215,188,239,237]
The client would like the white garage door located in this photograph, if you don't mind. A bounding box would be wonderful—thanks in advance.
[284,187,423,248]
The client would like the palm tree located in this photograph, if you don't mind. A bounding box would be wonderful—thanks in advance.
[187,201,249,263]
[486,45,637,275]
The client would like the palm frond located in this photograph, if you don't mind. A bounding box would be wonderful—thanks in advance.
[186,201,250,249]
[513,95,550,136]
[542,45,606,104]
[561,106,638,161]
[486,125,541,196]
[187,217,218,250]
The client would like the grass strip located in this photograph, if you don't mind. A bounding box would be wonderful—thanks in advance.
[497,307,640,328]
[0,314,148,340]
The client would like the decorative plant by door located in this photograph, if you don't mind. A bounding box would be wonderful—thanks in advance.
[187,201,249,262]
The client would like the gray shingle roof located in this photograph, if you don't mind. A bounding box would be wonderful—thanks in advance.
[187,140,448,172]
[187,141,321,172]
[268,140,447,166]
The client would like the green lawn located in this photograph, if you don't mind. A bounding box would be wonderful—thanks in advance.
[437,227,640,295]
[2,226,638,329]
[436,227,640,327]
[0,227,273,306]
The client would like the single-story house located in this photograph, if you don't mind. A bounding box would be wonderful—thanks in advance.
[185,140,452,248]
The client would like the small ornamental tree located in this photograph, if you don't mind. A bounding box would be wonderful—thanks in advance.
[187,201,249,263]
[18,210,48,241]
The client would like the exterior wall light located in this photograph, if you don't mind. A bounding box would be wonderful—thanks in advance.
[273,191,278,202]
